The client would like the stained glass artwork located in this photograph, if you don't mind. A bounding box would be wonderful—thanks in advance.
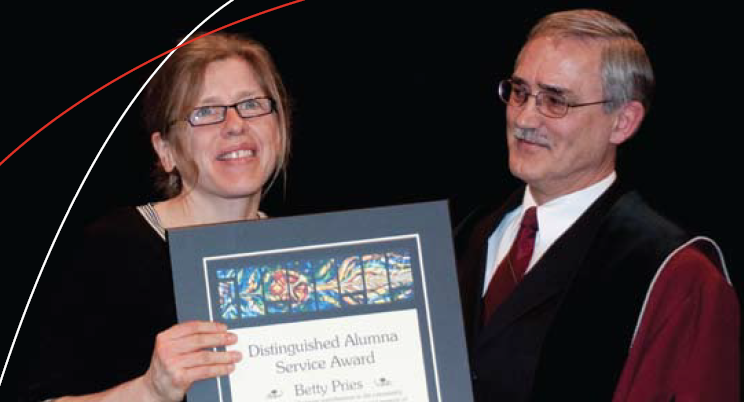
[217,269,236,280]
[392,286,414,301]
[218,280,238,320]
[388,250,414,301]
[339,256,364,295]
[212,244,417,322]
[289,261,316,312]
[264,265,290,314]
[238,266,264,317]
[342,294,366,306]
[315,258,341,310]
[363,253,391,304]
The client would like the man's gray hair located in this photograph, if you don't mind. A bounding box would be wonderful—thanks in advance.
[521,9,654,113]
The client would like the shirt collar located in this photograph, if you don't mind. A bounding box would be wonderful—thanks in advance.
[523,172,617,259]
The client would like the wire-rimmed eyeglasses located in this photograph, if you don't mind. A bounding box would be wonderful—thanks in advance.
[176,96,276,127]
[498,79,611,118]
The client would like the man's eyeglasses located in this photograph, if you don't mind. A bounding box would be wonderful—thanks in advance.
[182,96,276,127]
[498,79,611,118]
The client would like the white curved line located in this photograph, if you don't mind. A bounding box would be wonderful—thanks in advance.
[0,0,235,385]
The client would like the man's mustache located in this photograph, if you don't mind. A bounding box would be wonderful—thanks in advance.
[512,127,551,149]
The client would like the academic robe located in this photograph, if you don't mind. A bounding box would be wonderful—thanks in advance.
[455,180,738,401]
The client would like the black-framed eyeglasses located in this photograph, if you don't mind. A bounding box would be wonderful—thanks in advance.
[180,96,276,127]
[498,79,611,118]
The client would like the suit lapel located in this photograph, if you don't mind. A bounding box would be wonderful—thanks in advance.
[457,189,524,342]
[475,180,628,348]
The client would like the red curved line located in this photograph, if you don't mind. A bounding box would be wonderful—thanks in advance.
[0,0,305,168]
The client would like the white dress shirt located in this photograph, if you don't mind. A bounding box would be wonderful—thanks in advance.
[482,172,617,295]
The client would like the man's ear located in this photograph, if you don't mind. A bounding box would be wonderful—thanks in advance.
[610,100,645,145]
[151,132,176,172]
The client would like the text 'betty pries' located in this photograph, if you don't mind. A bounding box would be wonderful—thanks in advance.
[295,379,364,397]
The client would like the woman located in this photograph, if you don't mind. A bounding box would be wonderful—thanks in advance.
[28,32,291,401]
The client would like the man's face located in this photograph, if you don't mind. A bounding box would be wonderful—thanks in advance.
[507,36,622,203]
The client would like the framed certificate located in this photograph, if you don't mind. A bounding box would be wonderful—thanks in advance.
[168,201,473,402]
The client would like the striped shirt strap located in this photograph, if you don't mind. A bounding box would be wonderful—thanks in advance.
[136,203,166,241]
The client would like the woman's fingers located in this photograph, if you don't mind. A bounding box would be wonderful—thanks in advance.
[166,331,238,354]
[160,320,228,340]
[177,349,243,369]
[144,321,241,402]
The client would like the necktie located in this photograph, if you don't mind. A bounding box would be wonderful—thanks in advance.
[482,206,539,325]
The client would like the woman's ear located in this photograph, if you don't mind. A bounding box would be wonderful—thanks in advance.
[151,132,176,172]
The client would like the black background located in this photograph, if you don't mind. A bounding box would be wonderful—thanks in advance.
[1,0,740,398]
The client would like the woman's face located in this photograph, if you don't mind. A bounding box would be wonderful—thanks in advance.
[169,57,281,201]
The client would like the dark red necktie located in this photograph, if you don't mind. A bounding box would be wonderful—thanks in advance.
[482,206,539,325]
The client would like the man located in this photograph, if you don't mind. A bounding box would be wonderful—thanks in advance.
[455,9,739,401]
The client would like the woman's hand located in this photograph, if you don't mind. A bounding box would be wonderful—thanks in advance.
[141,321,242,402]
